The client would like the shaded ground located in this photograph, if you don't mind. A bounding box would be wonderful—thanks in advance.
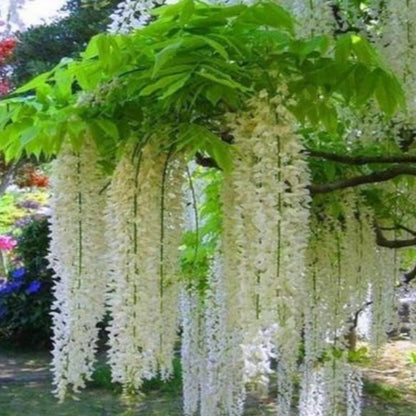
[0,349,181,416]
[0,342,416,415]
[362,341,416,398]
[0,349,50,384]
[361,340,416,416]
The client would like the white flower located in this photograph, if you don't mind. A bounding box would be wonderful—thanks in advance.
[106,142,185,393]
[49,138,107,401]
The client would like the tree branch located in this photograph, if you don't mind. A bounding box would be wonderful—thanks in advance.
[309,165,416,194]
[380,224,416,237]
[196,150,416,194]
[307,149,416,165]
[374,222,416,249]
[195,152,219,169]
[403,264,416,285]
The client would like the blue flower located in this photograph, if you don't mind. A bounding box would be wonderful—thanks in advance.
[26,281,42,295]
[0,305,7,320]
[11,267,26,281]
[14,217,32,228]
[0,281,23,295]
[19,200,40,210]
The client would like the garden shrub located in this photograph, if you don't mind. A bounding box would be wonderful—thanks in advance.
[0,216,53,349]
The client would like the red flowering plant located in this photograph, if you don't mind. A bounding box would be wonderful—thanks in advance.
[0,234,17,278]
[15,165,50,188]
[0,35,16,97]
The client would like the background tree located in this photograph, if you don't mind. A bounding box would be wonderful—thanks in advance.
[0,0,119,195]
[11,0,119,86]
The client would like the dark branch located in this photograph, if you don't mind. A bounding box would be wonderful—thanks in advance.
[403,264,416,285]
[196,150,416,194]
[330,3,360,35]
[309,165,416,194]
[375,222,416,249]
[195,153,219,169]
[308,149,416,165]
[380,224,416,237]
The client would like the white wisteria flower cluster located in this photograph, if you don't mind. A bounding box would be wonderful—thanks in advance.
[49,139,107,401]
[105,143,184,393]
[376,0,416,119]
[180,286,206,416]
[280,0,335,38]
[179,92,311,416]
[108,0,253,33]
[108,0,166,33]
[299,357,362,416]
[304,192,398,414]
[209,92,312,415]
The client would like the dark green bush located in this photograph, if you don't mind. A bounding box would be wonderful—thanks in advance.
[0,216,53,349]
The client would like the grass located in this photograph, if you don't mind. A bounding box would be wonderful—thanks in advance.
[1,343,416,415]
[0,384,129,416]
[363,380,403,402]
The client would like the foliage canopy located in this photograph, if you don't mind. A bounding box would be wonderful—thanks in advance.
[0,0,404,170]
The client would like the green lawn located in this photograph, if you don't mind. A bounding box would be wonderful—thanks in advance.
[1,343,416,415]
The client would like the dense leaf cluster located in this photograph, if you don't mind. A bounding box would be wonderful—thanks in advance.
[0,0,403,171]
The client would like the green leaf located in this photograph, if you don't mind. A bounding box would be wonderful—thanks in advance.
[354,65,377,104]
[82,34,101,59]
[318,103,338,133]
[350,35,380,66]
[197,67,248,91]
[192,124,233,172]
[160,74,191,98]
[335,35,352,62]
[205,85,223,106]
[180,0,195,25]
[374,69,403,115]
[297,36,330,57]
[35,83,53,103]
[54,68,74,101]
[153,41,183,78]
[140,73,187,96]
[67,118,87,144]
[150,0,186,17]
[12,71,52,94]
[21,126,40,146]
[94,118,119,141]
[239,2,294,32]
[197,35,229,60]
[96,34,111,66]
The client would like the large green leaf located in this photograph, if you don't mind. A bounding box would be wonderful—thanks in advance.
[237,2,294,32]
[140,73,187,96]
[152,41,184,78]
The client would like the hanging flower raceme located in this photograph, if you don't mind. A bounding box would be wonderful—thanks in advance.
[299,355,362,416]
[180,286,206,416]
[376,0,416,117]
[303,193,399,415]
[108,0,166,33]
[280,0,335,38]
[305,193,378,362]
[211,91,311,415]
[202,253,246,416]
[49,138,107,401]
[180,164,227,416]
[105,142,184,394]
